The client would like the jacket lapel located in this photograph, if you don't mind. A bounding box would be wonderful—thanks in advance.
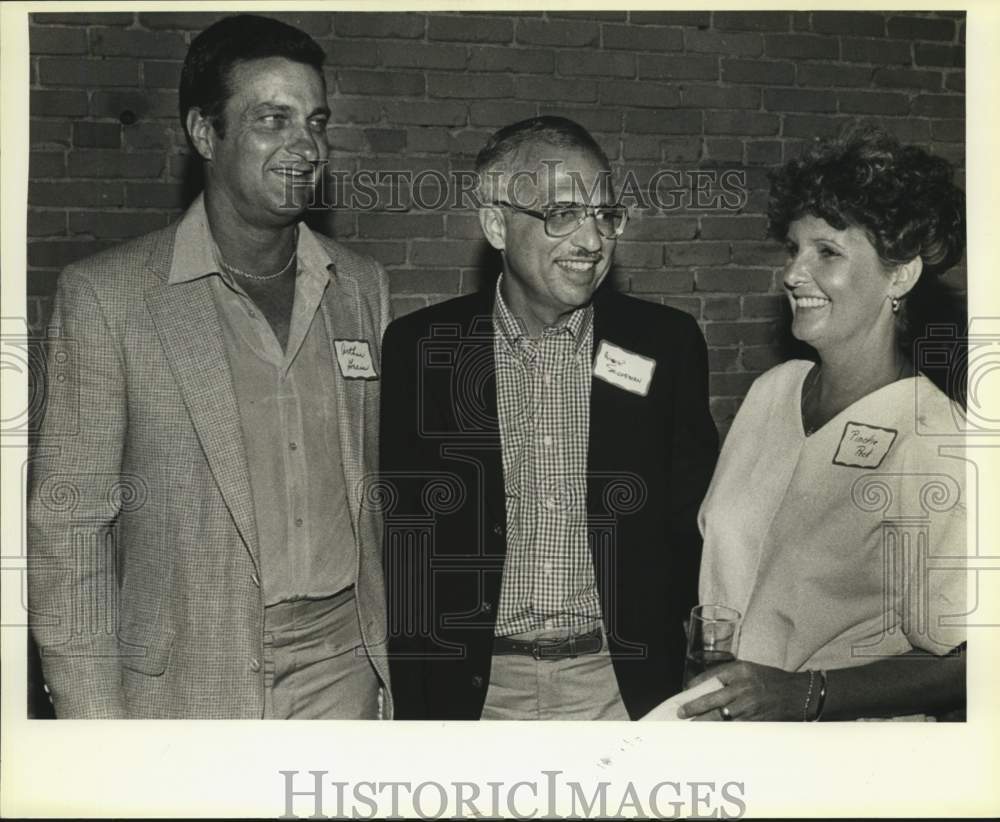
[145,276,261,573]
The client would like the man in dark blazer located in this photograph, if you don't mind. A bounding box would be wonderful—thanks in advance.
[380,116,718,720]
[28,15,392,719]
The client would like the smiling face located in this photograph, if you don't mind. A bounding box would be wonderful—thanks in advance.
[481,145,616,335]
[194,56,330,231]
[782,214,905,355]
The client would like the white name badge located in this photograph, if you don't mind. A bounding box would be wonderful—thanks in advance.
[334,339,378,380]
[593,340,656,396]
[833,421,898,469]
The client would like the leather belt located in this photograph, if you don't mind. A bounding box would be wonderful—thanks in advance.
[493,626,603,661]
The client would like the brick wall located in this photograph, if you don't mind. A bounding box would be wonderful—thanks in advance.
[27,10,966,432]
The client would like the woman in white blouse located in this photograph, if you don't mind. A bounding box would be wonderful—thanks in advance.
[682,125,968,721]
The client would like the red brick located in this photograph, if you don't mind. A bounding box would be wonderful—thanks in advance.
[385,101,468,127]
[710,372,758,397]
[39,57,140,87]
[704,139,743,163]
[429,73,512,99]
[872,67,942,91]
[680,85,760,110]
[73,122,121,148]
[658,296,700,319]
[714,12,790,31]
[468,47,553,74]
[31,90,89,118]
[91,27,188,59]
[343,241,407,266]
[626,110,702,135]
[722,58,795,86]
[615,243,663,268]
[446,213,484,240]
[28,210,67,237]
[764,34,839,61]
[840,38,912,65]
[809,12,885,37]
[703,297,740,321]
[35,12,133,25]
[429,14,513,43]
[124,182,186,209]
[709,346,739,370]
[90,90,177,119]
[28,240,114,269]
[330,99,382,125]
[144,60,182,89]
[517,19,598,47]
[914,44,964,68]
[557,107,623,134]
[705,111,778,136]
[361,128,405,154]
[30,151,66,178]
[660,138,702,163]
[390,297,428,317]
[31,182,124,208]
[838,91,910,115]
[136,12,226,30]
[556,50,635,78]
[461,269,499,294]
[629,12,709,27]
[945,72,964,92]
[696,267,772,291]
[411,241,484,267]
[663,242,730,266]
[380,43,467,70]
[685,29,762,57]
[30,26,88,55]
[795,63,872,87]
[68,150,165,178]
[732,241,786,266]
[625,217,698,241]
[602,24,683,52]
[764,88,837,113]
[782,114,849,139]
[887,16,955,41]
[638,54,717,81]
[323,41,380,68]
[864,117,932,143]
[629,271,694,293]
[600,80,679,109]
[266,13,332,37]
[68,210,170,239]
[549,11,626,21]
[124,123,176,150]
[704,321,781,345]
[623,136,666,160]
[469,101,538,127]
[746,141,782,166]
[30,120,71,147]
[741,345,784,371]
[742,295,787,319]
[911,94,964,118]
[338,70,424,97]
[358,213,444,238]
[389,269,462,294]
[699,218,768,241]
[334,13,425,39]
[516,76,597,103]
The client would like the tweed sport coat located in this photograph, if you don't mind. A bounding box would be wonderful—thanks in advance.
[381,285,719,720]
[27,199,393,719]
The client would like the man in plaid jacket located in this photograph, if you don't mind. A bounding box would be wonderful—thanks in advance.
[27,15,392,719]
[381,117,719,720]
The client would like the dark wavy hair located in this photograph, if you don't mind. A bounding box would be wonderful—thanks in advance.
[768,124,966,372]
[179,14,325,142]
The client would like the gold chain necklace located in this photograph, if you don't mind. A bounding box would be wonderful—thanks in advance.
[214,230,298,281]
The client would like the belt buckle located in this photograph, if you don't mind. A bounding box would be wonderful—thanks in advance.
[531,642,544,661]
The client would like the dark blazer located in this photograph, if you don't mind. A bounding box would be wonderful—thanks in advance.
[379,284,718,720]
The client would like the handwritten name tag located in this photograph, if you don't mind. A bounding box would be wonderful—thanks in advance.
[334,339,378,380]
[592,340,656,396]
[833,421,898,469]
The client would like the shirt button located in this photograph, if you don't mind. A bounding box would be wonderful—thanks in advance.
[295,518,303,527]
[249,658,261,672]
[471,675,484,688]
[543,373,552,386]
[248,310,256,318]
[492,523,503,536]
[289,442,298,451]
[482,601,493,613]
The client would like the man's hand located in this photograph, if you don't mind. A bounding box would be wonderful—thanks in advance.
[677,661,811,721]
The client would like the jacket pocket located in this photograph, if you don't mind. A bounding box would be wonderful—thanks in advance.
[119,629,175,677]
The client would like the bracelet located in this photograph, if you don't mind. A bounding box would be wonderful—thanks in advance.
[810,670,828,722]
[802,669,816,722]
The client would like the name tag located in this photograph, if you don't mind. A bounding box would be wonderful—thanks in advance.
[334,339,378,380]
[593,340,656,396]
[833,421,898,469]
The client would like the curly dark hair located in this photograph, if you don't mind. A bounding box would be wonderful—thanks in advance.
[767,124,965,277]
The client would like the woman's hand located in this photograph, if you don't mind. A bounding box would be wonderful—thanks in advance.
[677,661,811,721]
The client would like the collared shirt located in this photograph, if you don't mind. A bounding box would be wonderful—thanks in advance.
[492,276,602,637]
[167,197,356,605]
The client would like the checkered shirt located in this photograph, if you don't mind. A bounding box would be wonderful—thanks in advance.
[492,278,603,637]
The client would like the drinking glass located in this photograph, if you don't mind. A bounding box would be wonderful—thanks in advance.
[682,604,741,688]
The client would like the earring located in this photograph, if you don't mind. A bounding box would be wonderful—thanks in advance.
[891,296,900,314]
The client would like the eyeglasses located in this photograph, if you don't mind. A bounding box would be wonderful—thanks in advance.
[493,202,628,239]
